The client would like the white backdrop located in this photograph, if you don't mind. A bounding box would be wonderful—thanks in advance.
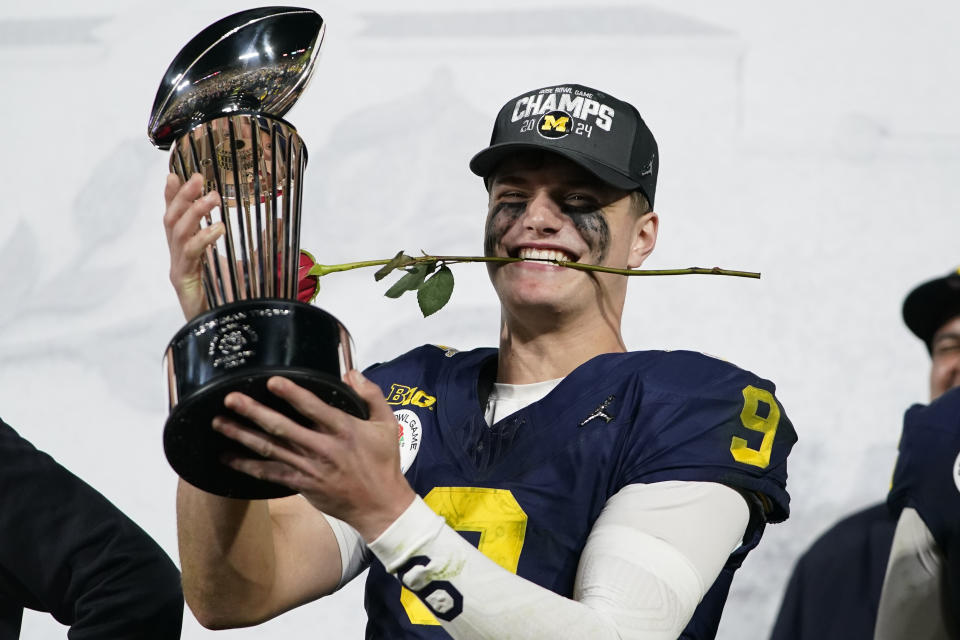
[1,1,958,637]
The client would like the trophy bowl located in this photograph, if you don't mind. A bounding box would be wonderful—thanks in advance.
[148,6,324,151]
[150,7,367,499]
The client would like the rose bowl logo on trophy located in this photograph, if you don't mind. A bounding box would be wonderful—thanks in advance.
[148,7,367,499]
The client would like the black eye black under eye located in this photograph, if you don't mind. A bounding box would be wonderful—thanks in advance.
[494,201,526,214]
[561,203,600,215]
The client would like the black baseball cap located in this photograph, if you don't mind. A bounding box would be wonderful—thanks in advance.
[902,266,960,353]
[469,84,659,208]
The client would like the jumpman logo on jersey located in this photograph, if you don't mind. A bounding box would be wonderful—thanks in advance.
[579,395,616,427]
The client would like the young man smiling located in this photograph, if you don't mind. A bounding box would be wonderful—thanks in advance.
[481,152,655,375]
[164,83,796,639]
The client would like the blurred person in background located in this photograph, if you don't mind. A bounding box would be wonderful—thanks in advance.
[0,417,183,639]
[874,269,960,639]
[770,267,960,640]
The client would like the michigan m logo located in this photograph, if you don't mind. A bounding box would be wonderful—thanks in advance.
[537,110,572,139]
[541,114,569,132]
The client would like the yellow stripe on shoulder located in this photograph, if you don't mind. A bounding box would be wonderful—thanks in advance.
[431,344,460,358]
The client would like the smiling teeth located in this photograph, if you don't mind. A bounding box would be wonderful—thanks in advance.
[518,248,570,262]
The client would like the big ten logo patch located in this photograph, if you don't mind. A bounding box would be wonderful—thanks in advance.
[395,409,422,473]
[386,384,437,409]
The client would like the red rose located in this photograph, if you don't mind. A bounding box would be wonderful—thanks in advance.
[297,249,320,303]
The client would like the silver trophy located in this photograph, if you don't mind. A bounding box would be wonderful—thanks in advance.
[148,7,366,499]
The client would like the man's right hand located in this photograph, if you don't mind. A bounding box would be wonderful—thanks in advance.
[162,173,224,320]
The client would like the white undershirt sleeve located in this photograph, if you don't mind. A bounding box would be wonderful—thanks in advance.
[321,512,370,590]
[367,480,749,639]
[874,507,951,640]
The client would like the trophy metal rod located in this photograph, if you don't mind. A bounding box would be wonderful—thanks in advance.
[203,125,243,302]
[289,148,306,296]
[249,120,267,300]
[280,134,294,298]
[226,117,254,301]
[267,125,279,298]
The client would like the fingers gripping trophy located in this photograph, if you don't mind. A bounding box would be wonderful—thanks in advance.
[148,7,367,499]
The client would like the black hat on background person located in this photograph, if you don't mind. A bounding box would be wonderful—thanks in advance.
[469,84,658,208]
[904,266,960,402]
[903,267,960,354]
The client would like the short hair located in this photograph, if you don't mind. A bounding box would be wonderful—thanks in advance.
[629,190,652,217]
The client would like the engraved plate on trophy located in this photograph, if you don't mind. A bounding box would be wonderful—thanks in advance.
[148,7,367,499]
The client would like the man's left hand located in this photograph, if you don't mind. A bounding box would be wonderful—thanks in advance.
[212,370,416,542]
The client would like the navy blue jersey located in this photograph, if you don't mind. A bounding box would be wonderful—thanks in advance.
[888,386,960,552]
[887,386,960,615]
[361,345,796,639]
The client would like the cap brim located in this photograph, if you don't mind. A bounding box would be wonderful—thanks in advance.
[902,274,960,351]
[469,142,642,192]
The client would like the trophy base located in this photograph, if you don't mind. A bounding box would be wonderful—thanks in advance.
[165,368,367,499]
[162,299,366,499]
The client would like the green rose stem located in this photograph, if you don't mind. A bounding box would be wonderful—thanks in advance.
[307,255,761,280]
[305,252,760,316]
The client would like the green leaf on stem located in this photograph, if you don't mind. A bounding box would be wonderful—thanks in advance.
[384,263,430,298]
[374,250,413,281]
[417,265,454,317]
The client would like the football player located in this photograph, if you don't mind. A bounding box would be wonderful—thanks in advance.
[770,268,960,640]
[163,83,796,639]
